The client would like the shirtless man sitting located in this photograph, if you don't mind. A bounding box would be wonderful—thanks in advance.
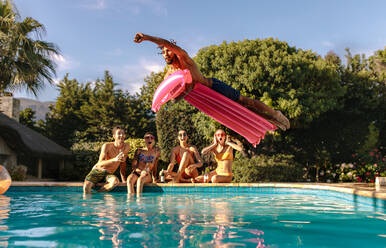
[164,130,203,183]
[133,33,290,131]
[83,126,130,194]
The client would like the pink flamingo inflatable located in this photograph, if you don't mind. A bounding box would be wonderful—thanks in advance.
[152,70,277,146]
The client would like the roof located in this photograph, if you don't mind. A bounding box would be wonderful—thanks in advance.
[0,113,71,158]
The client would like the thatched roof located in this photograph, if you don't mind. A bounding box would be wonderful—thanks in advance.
[0,113,71,158]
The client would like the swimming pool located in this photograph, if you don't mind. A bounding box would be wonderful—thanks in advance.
[1,187,386,247]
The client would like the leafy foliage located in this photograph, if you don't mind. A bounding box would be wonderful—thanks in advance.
[195,38,344,127]
[44,74,91,148]
[232,154,303,182]
[44,72,156,148]
[0,0,59,95]
[19,107,36,128]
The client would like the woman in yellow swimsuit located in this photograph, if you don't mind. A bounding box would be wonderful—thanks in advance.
[197,129,243,183]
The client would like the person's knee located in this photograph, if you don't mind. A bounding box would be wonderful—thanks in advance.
[127,175,136,184]
[110,177,119,186]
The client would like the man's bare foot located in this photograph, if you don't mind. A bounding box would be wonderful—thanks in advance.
[272,111,290,131]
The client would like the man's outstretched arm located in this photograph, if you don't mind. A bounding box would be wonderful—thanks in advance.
[133,33,193,64]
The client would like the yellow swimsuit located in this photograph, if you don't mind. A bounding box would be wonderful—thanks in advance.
[214,151,233,177]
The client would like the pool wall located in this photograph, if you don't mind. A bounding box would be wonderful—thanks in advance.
[7,182,386,211]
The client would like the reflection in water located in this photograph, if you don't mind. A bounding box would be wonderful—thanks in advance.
[0,195,10,247]
[81,194,124,247]
[209,201,268,248]
[3,192,386,247]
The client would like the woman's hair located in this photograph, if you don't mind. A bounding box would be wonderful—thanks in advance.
[215,129,225,134]
[144,132,156,139]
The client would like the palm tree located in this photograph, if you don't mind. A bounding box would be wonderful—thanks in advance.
[0,0,60,96]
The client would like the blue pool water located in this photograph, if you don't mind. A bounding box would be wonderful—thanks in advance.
[1,188,386,247]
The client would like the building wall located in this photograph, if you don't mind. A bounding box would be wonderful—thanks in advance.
[0,136,17,169]
[0,96,20,121]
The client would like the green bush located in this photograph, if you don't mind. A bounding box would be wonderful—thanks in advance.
[8,165,27,181]
[232,154,303,183]
[60,138,145,181]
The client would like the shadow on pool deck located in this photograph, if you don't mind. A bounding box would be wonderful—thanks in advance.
[10,181,386,200]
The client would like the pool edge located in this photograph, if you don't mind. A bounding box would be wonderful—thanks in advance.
[9,182,386,200]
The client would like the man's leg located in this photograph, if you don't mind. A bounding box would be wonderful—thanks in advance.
[208,78,290,130]
[83,180,95,194]
[98,175,119,192]
[238,95,290,131]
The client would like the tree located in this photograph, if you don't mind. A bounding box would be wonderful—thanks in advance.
[44,74,92,148]
[19,107,36,128]
[79,71,129,141]
[194,39,344,128]
[368,47,386,147]
[0,0,60,95]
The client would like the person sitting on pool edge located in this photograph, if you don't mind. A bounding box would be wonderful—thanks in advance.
[195,129,243,183]
[83,126,130,194]
[127,132,160,194]
[163,130,203,183]
[133,32,290,131]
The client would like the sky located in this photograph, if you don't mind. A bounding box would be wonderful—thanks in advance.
[11,0,386,102]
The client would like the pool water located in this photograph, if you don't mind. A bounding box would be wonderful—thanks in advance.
[1,189,386,247]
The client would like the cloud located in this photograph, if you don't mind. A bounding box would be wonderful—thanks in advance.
[322,41,335,48]
[104,48,124,57]
[133,0,167,16]
[52,54,80,72]
[105,58,164,93]
[79,0,167,15]
[80,0,107,10]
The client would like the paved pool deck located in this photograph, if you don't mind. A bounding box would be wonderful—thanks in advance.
[10,182,386,200]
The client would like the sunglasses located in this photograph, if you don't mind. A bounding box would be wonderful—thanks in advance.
[144,136,154,140]
[216,133,226,137]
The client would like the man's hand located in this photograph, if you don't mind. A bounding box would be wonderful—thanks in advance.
[113,152,125,162]
[134,33,146,43]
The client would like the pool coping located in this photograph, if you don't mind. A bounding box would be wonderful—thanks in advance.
[10,182,386,200]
